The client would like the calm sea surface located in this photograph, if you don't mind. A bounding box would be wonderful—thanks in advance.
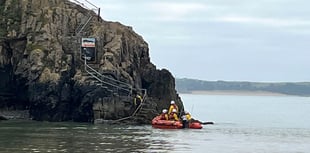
[1,94,310,153]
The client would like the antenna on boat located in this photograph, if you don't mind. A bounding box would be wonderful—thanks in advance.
[190,104,194,115]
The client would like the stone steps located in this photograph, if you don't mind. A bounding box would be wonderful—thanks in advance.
[133,100,158,122]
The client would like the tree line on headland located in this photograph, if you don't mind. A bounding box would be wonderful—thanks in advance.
[176,78,310,96]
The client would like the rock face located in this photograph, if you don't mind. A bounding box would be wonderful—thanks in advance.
[0,0,183,123]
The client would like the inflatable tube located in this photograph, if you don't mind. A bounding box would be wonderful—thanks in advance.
[151,116,203,129]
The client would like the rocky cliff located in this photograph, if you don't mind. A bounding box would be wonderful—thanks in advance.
[0,0,183,123]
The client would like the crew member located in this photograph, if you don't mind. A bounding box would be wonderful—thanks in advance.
[185,111,192,121]
[169,109,179,121]
[133,94,143,108]
[168,100,179,114]
[181,115,189,128]
[159,109,169,120]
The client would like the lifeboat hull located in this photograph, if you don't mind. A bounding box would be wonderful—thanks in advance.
[151,116,203,129]
[152,116,183,129]
[189,122,203,129]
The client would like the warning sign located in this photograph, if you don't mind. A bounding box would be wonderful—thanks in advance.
[81,38,95,47]
[81,38,96,62]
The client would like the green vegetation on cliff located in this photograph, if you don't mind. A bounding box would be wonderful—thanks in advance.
[176,78,310,96]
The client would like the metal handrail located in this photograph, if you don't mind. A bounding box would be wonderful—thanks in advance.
[76,15,93,35]
[84,0,99,9]
[72,0,99,11]
[84,57,148,99]
[111,96,146,123]
[85,66,131,93]
[84,58,133,94]
[84,59,132,89]
[136,88,147,103]
[73,0,100,35]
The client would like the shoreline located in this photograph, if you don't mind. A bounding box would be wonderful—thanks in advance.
[180,90,293,97]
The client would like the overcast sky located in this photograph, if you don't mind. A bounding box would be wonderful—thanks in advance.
[77,0,310,82]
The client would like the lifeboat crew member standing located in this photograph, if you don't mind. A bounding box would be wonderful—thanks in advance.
[159,109,169,120]
[181,111,191,128]
[185,111,192,121]
[168,100,179,115]
[169,109,179,121]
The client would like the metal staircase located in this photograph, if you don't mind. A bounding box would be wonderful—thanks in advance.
[73,0,99,36]
[72,0,149,123]
[84,57,148,100]
[75,15,93,35]
[84,56,149,123]
[84,58,133,96]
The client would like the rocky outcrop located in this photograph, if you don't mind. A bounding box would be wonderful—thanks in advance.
[0,0,183,123]
[0,110,29,120]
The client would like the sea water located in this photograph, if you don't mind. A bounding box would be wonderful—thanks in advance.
[181,94,310,153]
[0,94,310,153]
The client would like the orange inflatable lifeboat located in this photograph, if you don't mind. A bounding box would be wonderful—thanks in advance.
[151,116,183,129]
[151,116,203,129]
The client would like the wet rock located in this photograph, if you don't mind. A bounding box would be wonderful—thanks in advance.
[0,115,8,120]
[0,110,30,120]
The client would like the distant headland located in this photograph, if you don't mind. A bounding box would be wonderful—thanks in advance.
[176,78,310,97]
